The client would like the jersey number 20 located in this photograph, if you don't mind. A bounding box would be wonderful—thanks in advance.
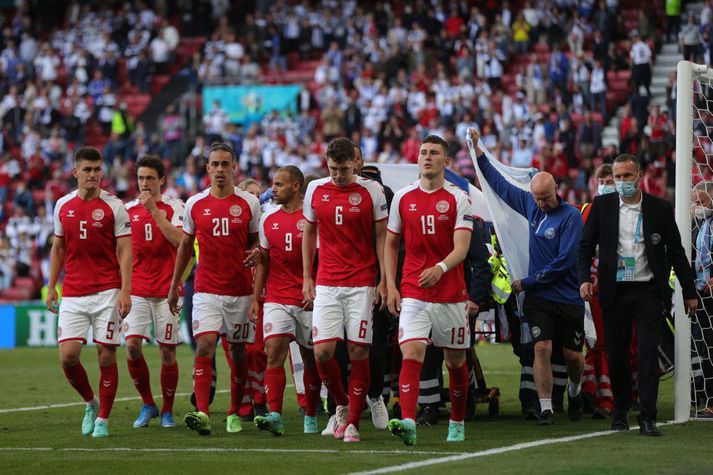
[212,218,229,236]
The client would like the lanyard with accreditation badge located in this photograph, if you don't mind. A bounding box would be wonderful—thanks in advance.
[617,213,643,282]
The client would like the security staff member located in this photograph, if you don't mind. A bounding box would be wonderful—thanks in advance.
[578,153,698,436]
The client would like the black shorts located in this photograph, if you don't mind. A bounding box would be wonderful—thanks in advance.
[523,294,584,351]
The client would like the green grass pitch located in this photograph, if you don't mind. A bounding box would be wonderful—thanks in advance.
[0,343,709,474]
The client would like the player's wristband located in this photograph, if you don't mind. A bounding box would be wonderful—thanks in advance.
[436,262,448,273]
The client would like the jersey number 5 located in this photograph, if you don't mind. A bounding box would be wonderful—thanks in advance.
[79,220,87,239]
[212,218,229,236]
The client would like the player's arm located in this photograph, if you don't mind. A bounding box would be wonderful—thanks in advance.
[150,207,183,247]
[384,229,401,316]
[46,236,66,314]
[419,229,472,289]
[374,219,387,309]
[116,236,133,318]
[168,233,195,314]
[248,249,269,322]
[301,220,317,302]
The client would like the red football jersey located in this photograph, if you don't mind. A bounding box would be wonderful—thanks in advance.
[303,176,388,287]
[387,182,473,303]
[259,205,306,306]
[53,190,131,297]
[183,187,260,296]
[126,195,185,298]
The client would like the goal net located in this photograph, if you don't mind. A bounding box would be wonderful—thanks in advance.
[676,60,713,421]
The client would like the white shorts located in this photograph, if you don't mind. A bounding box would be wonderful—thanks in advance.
[398,298,470,350]
[263,303,313,348]
[57,288,121,347]
[192,292,254,344]
[312,286,374,346]
[123,296,183,346]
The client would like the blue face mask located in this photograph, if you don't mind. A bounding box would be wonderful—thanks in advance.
[615,180,638,198]
[597,184,616,195]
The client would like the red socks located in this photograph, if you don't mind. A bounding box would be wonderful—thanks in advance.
[127,356,155,406]
[62,362,95,402]
[228,356,248,416]
[265,366,286,414]
[448,362,468,422]
[398,359,423,421]
[303,364,322,417]
[348,358,371,428]
[316,358,349,406]
[193,356,213,415]
[98,363,118,419]
[160,361,179,414]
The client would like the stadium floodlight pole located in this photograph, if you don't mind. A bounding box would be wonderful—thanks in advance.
[674,60,694,422]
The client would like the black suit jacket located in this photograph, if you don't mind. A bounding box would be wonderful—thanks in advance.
[578,191,697,310]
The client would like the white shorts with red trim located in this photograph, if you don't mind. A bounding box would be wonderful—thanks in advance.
[312,285,374,346]
[263,303,313,348]
[398,298,470,350]
[192,292,254,344]
[57,288,121,346]
[123,296,183,346]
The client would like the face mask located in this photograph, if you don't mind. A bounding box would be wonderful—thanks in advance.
[615,180,638,198]
[694,205,713,219]
[597,184,616,195]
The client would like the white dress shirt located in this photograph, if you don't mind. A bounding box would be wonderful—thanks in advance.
[617,194,653,282]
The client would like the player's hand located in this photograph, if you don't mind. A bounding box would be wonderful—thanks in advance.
[243,248,261,267]
[387,287,401,317]
[418,265,444,288]
[46,286,59,314]
[467,127,483,155]
[139,190,157,212]
[580,282,594,302]
[302,276,316,304]
[375,279,387,310]
[247,298,260,322]
[512,279,524,294]
[684,298,699,318]
[168,285,181,315]
[118,289,131,319]
[466,300,479,316]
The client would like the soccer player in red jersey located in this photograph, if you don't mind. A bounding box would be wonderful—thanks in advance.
[250,165,323,435]
[385,135,473,445]
[124,155,185,429]
[168,143,261,436]
[302,138,388,443]
[46,146,132,438]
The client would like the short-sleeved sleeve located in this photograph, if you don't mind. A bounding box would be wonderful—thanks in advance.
[169,199,185,227]
[370,183,388,222]
[258,213,270,250]
[53,199,64,237]
[454,190,474,232]
[303,181,317,223]
[387,191,404,235]
[248,195,261,234]
[183,197,196,235]
[111,200,131,237]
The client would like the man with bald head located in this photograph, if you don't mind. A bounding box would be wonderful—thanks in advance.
[469,129,585,425]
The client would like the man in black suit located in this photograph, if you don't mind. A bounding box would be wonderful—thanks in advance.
[578,154,698,436]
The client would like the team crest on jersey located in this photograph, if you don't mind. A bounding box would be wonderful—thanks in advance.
[531,326,541,338]
[192,320,200,331]
[296,219,306,231]
[311,326,318,338]
[436,200,449,213]
[544,227,556,239]
[229,205,242,217]
[264,322,273,333]
[92,209,105,221]
[349,192,362,206]
[159,209,167,218]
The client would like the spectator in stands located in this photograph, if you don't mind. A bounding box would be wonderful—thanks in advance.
[161,104,183,165]
[681,13,703,62]
[665,0,682,42]
[0,236,13,290]
[577,111,603,162]
[149,30,171,75]
[629,30,652,97]
[203,99,229,145]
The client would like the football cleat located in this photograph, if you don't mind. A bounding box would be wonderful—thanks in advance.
[367,395,389,429]
[184,411,211,436]
[333,405,349,439]
[133,403,159,428]
[254,411,284,436]
[304,415,318,434]
[446,421,465,442]
[226,413,243,433]
[343,423,361,443]
[321,415,337,436]
[388,418,417,446]
[161,412,176,428]
[82,400,99,436]
[91,419,109,438]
